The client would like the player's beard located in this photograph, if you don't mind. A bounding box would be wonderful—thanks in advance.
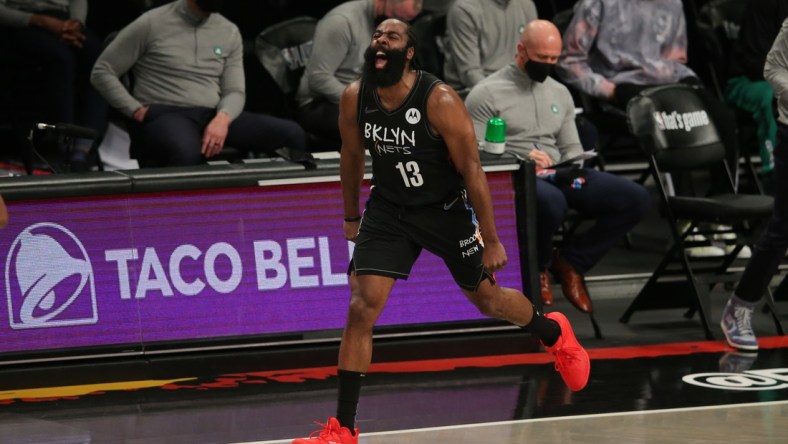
[362,46,409,88]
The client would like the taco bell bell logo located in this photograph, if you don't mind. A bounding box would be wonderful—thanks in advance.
[5,223,97,329]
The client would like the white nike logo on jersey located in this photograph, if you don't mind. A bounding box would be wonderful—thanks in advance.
[443,197,459,210]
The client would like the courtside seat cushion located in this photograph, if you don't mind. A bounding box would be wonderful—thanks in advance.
[668,193,773,223]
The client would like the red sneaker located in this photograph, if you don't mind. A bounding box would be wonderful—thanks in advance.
[544,312,590,391]
[292,417,359,444]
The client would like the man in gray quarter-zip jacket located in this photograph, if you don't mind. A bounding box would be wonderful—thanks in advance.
[443,0,538,94]
[0,0,107,169]
[91,0,306,167]
[465,20,650,313]
[294,0,422,147]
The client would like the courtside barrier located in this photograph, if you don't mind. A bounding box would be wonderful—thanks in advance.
[0,153,537,365]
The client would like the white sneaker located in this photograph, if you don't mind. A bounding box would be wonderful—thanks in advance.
[725,244,752,259]
[686,230,709,243]
[686,245,726,258]
[710,225,752,258]
[683,225,727,258]
[712,224,737,241]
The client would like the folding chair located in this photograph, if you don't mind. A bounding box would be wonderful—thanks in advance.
[620,84,783,339]
[255,16,317,121]
[254,16,331,157]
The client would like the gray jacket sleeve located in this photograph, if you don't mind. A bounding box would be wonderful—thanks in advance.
[90,15,150,118]
[0,4,33,27]
[69,0,87,23]
[216,28,245,119]
[555,0,613,99]
[556,91,583,161]
[765,19,788,116]
[304,13,354,104]
[0,0,87,28]
[446,1,486,88]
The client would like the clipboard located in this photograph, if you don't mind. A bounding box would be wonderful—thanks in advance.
[547,150,597,168]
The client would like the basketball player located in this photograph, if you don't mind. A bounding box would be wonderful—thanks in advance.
[292,18,590,444]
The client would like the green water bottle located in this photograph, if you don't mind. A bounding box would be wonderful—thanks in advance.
[484,117,506,154]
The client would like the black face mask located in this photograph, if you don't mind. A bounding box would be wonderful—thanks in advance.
[195,0,223,13]
[362,45,409,88]
[525,60,552,83]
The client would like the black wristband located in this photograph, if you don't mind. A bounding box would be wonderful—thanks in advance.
[344,216,362,222]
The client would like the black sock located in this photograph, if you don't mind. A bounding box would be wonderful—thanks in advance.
[523,305,560,347]
[336,369,364,434]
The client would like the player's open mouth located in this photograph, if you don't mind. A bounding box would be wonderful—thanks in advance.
[375,51,388,69]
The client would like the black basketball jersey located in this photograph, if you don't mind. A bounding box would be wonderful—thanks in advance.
[358,71,464,206]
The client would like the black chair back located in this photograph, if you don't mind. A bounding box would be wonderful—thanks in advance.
[627,84,725,173]
[255,16,317,99]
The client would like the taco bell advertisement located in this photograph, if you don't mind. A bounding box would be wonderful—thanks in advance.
[0,176,521,356]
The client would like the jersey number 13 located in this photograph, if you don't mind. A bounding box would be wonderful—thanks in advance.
[395,161,424,187]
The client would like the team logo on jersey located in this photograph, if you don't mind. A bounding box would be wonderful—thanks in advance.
[551,104,559,114]
[5,223,97,329]
[214,46,223,56]
[405,108,421,125]
[365,123,415,155]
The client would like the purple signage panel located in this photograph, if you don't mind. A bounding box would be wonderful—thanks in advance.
[0,173,521,355]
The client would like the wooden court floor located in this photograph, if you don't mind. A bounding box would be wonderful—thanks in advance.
[1,335,787,443]
[2,259,787,443]
[255,401,788,444]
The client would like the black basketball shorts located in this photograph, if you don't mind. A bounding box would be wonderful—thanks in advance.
[350,191,495,291]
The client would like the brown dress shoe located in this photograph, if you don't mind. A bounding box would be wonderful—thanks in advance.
[540,271,554,306]
[550,251,593,313]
